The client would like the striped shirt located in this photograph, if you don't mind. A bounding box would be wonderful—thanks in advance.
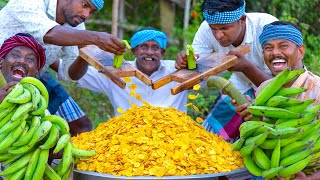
[257,69,320,105]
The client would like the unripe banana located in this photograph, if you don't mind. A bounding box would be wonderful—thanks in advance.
[41,115,70,135]
[10,101,32,121]
[2,153,23,166]
[0,110,15,129]
[22,83,41,111]
[71,143,95,158]
[15,124,29,143]
[245,130,269,146]
[280,148,313,167]
[286,99,315,113]
[32,95,48,115]
[313,140,320,153]
[232,137,245,151]
[271,138,281,168]
[269,127,300,138]
[28,120,52,146]
[0,119,26,151]
[7,88,31,104]
[0,113,27,135]
[278,155,312,178]
[0,103,16,121]
[260,130,303,149]
[275,87,306,97]
[252,125,277,136]
[301,128,320,142]
[20,77,49,107]
[239,143,256,157]
[243,154,263,176]
[0,152,15,161]
[39,124,60,149]
[280,140,311,159]
[0,82,24,109]
[262,166,284,179]
[32,149,50,180]
[24,148,41,180]
[248,106,302,119]
[12,115,41,147]
[61,161,73,180]
[252,147,271,170]
[54,160,64,176]
[240,121,272,138]
[265,95,303,107]
[61,142,72,175]
[186,44,197,69]
[53,133,71,154]
[254,68,290,106]
[8,143,35,155]
[276,112,316,128]
[305,104,320,113]
[284,68,305,84]
[44,163,62,180]
[8,166,27,180]
[0,150,33,176]
[300,121,320,138]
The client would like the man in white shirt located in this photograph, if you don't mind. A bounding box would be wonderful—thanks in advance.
[175,0,278,142]
[77,28,188,116]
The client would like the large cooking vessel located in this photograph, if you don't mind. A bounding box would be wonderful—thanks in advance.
[73,167,248,180]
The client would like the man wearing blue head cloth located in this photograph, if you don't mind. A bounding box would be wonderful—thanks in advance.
[77,27,189,116]
[234,21,320,179]
[176,0,278,142]
[0,0,127,135]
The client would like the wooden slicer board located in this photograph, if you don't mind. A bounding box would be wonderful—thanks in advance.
[79,45,152,89]
[152,45,250,95]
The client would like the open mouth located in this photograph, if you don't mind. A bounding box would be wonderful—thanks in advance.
[143,57,154,61]
[11,66,27,79]
[272,59,287,72]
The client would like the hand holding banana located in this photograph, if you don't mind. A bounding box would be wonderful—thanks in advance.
[0,77,95,179]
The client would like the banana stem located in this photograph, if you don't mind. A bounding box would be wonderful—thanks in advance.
[207,76,260,121]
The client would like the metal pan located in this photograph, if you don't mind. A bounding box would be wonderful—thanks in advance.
[73,167,248,180]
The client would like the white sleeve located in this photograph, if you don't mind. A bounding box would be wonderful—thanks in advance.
[192,21,216,58]
[77,66,111,93]
[59,23,86,80]
[9,0,59,44]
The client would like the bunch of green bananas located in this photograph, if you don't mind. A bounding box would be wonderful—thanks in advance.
[0,77,95,180]
[232,68,320,179]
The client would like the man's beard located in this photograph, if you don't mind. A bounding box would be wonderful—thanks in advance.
[64,13,85,27]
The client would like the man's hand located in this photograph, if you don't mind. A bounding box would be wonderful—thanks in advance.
[227,50,251,72]
[277,170,320,180]
[231,95,253,121]
[175,51,199,70]
[95,32,126,55]
[0,82,18,103]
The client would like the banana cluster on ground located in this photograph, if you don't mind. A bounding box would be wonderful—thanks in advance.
[232,68,320,179]
[0,77,95,180]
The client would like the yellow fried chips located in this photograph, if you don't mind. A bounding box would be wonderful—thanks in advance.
[71,106,243,177]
